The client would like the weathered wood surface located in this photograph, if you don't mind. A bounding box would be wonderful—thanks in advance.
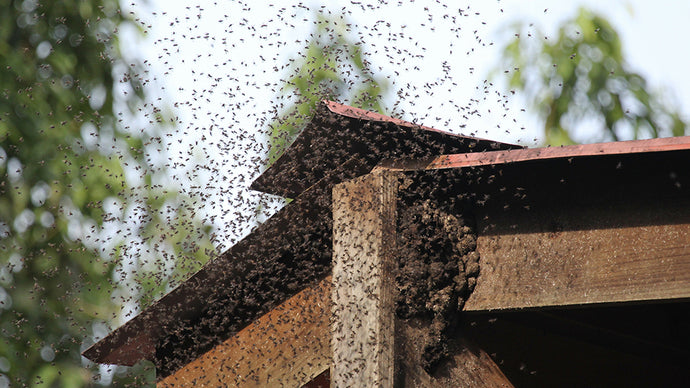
[465,199,690,311]
[396,318,514,387]
[157,277,331,387]
[331,170,399,388]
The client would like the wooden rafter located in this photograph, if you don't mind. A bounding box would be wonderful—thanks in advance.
[158,277,331,387]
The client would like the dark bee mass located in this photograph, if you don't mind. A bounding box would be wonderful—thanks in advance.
[395,192,481,373]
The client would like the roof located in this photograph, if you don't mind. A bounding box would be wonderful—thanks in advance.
[83,98,690,376]
[82,101,519,377]
[251,100,520,198]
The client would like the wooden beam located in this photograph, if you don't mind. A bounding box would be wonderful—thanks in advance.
[396,318,514,387]
[158,276,331,387]
[331,170,399,387]
[465,199,690,311]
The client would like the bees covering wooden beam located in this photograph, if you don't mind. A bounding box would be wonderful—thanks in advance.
[158,277,331,387]
[331,169,399,387]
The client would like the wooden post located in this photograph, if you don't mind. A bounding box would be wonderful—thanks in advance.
[331,170,399,387]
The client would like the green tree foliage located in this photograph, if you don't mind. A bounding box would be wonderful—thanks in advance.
[0,0,214,385]
[267,13,389,166]
[501,8,688,145]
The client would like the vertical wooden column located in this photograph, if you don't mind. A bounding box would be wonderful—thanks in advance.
[331,170,399,388]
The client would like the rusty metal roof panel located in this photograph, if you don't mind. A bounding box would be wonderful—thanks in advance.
[250,100,522,198]
[378,135,690,171]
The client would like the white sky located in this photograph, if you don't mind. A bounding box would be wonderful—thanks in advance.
[119,0,690,246]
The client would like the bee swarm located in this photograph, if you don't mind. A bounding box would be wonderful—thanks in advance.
[395,196,480,372]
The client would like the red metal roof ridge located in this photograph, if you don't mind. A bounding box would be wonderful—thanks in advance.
[377,135,690,171]
[322,100,443,133]
[322,100,507,144]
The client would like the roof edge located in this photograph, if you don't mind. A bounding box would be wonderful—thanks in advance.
[377,135,690,171]
[322,100,518,148]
